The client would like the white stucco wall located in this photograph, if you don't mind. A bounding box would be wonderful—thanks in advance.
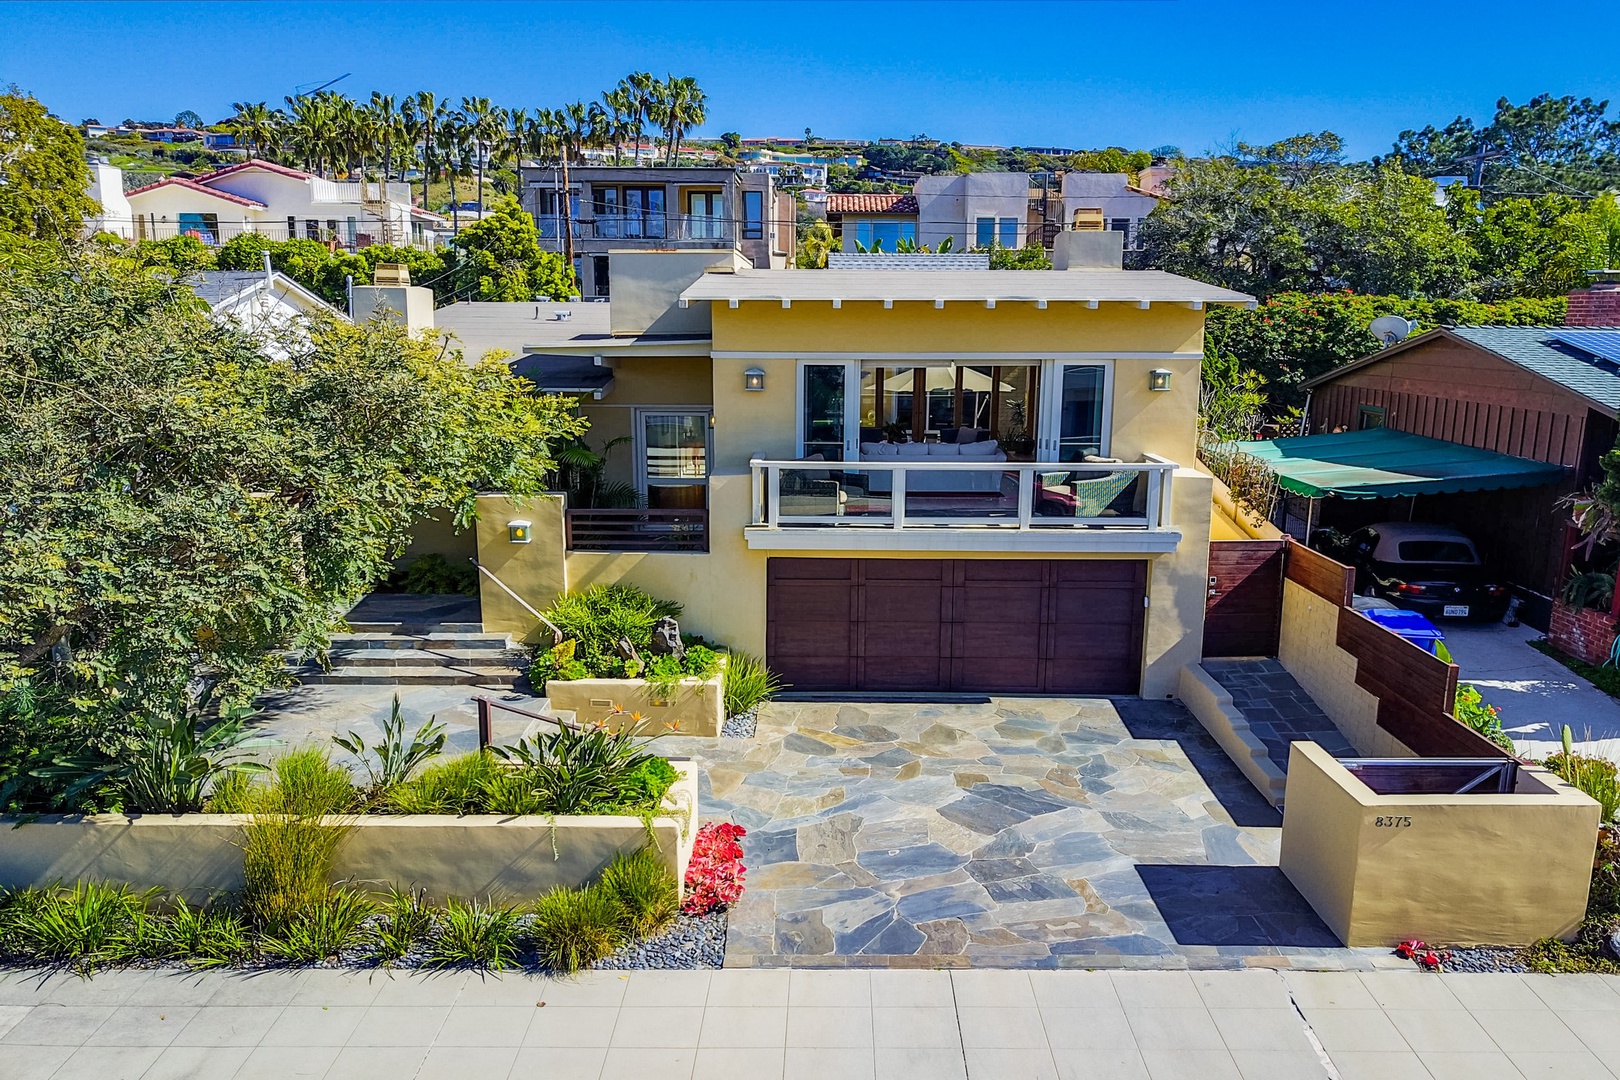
[916,172,1031,250]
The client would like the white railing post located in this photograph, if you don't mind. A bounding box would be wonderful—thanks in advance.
[766,466,781,527]
[1158,465,1174,528]
[1145,467,1164,529]
[892,467,907,529]
[1016,466,1034,528]
[750,461,763,525]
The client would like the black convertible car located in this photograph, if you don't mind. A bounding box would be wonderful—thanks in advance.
[1316,522,1510,622]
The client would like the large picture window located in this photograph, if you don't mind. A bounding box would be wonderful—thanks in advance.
[637,409,709,510]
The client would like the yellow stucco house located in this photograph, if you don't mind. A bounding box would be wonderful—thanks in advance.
[462,243,1254,699]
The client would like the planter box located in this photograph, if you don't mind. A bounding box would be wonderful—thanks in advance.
[545,670,725,738]
[0,762,697,907]
[1548,600,1617,667]
[1279,742,1599,946]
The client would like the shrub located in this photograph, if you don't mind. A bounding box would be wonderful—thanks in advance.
[723,651,784,718]
[598,848,679,938]
[382,751,499,815]
[425,899,520,970]
[262,748,357,816]
[494,723,656,815]
[143,899,251,968]
[0,882,153,969]
[388,553,479,597]
[39,711,268,815]
[372,888,435,965]
[333,695,447,799]
[683,822,748,915]
[480,770,547,816]
[260,889,375,963]
[530,885,625,973]
[543,585,682,678]
[1546,752,1620,823]
[1454,684,1515,753]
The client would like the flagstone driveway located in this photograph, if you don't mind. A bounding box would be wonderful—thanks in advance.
[672,697,1369,969]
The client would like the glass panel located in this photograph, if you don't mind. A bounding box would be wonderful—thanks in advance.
[994,366,1035,457]
[743,190,763,239]
[596,187,621,238]
[802,365,847,460]
[644,188,665,238]
[899,221,917,243]
[899,467,1020,522]
[647,483,705,510]
[999,218,1017,247]
[1033,467,1141,521]
[1056,365,1106,462]
[875,366,917,441]
[975,217,994,247]
[644,413,708,479]
[777,467,890,519]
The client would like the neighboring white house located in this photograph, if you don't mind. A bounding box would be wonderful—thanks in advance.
[914,172,1032,252]
[1060,173,1160,249]
[92,159,448,251]
[188,266,345,327]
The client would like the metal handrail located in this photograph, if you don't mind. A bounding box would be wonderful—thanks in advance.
[472,694,585,750]
[469,558,565,644]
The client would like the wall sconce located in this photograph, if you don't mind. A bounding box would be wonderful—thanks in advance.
[743,367,766,392]
[507,520,532,543]
[1149,368,1173,392]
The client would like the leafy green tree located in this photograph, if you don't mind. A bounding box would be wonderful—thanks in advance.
[1068,147,1154,178]
[449,196,575,301]
[797,219,835,269]
[1454,192,1620,299]
[978,243,1053,270]
[0,242,587,747]
[174,109,204,129]
[1389,94,1620,199]
[132,234,217,275]
[1324,164,1475,298]
[0,89,98,241]
[1204,291,1567,407]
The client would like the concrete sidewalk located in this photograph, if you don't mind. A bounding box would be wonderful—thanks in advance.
[3,966,1619,1080]
[1444,621,1620,759]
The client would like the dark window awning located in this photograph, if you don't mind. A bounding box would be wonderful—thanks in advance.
[1232,428,1568,500]
[509,354,614,397]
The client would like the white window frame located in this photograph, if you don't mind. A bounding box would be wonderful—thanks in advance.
[1037,359,1114,460]
[633,407,712,498]
[796,360,860,461]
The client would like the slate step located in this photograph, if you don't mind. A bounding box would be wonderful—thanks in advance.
[345,620,486,635]
[326,648,528,668]
[294,664,523,687]
[325,634,508,650]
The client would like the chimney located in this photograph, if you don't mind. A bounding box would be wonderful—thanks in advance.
[1567,270,1620,327]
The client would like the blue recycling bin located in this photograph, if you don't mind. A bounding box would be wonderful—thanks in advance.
[1361,607,1447,655]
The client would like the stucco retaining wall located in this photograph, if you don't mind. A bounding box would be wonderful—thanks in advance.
[0,763,697,906]
[1277,579,1408,757]
[544,672,725,737]
[1279,742,1599,946]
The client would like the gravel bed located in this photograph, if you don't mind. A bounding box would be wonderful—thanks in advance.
[593,911,727,969]
[721,707,759,739]
[1432,947,1529,973]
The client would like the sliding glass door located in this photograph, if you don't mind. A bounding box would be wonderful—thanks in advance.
[1038,362,1110,462]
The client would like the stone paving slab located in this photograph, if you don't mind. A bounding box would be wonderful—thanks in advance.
[658,698,1383,969]
[3,967,1616,1079]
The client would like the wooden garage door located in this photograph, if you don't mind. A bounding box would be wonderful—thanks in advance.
[766,558,1146,695]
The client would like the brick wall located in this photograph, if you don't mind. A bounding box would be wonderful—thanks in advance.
[1566,285,1620,327]
[1548,601,1618,666]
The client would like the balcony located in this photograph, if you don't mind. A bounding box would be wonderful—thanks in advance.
[536,214,735,246]
[746,457,1181,552]
[565,508,708,553]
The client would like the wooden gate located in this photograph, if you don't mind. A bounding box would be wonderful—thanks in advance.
[1204,540,1287,657]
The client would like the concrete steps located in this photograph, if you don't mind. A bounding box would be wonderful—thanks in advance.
[293,621,528,688]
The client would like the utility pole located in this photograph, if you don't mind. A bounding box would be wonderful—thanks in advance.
[1456,141,1504,189]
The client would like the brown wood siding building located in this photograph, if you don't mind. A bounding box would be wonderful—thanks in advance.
[1307,334,1614,608]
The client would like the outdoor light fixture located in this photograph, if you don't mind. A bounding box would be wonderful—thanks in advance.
[1149,368,1173,392]
[507,520,532,544]
[743,367,766,392]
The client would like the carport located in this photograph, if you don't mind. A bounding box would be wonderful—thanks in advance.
[1233,428,1569,537]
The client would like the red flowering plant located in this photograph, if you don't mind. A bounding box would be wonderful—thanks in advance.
[683,821,748,915]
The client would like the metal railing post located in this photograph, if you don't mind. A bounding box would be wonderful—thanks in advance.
[892,467,907,529]
[476,696,492,751]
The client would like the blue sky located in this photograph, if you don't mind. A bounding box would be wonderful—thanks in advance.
[5,0,1618,159]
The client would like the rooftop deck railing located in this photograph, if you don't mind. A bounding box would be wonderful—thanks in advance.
[747,456,1177,532]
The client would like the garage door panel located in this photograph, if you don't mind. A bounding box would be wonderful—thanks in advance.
[766,558,1145,695]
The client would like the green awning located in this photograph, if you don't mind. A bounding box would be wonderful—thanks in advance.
[1231,428,1569,500]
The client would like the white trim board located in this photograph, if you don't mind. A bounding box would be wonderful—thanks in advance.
[711,351,1202,361]
[742,526,1183,554]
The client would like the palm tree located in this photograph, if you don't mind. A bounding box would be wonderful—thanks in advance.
[284,93,334,174]
[600,86,634,165]
[230,101,278,161]
[436,111,473,236]
[659,76,707,166]
[369,92,399,182]
[625,72,658,164]
[407,91,446,211]
[461,95,502,210]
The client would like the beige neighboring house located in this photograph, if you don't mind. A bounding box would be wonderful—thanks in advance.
[92,159,447,250]
[1060,173,1160,250]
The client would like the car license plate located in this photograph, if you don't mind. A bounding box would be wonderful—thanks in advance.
[1443,604,1470,617]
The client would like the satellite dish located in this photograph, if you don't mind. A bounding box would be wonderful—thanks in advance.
[1370,315,1414,347]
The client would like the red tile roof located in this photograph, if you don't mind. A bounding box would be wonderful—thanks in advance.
[827,193,918,215]
[195,159,316,185]
[123,176,268,208]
